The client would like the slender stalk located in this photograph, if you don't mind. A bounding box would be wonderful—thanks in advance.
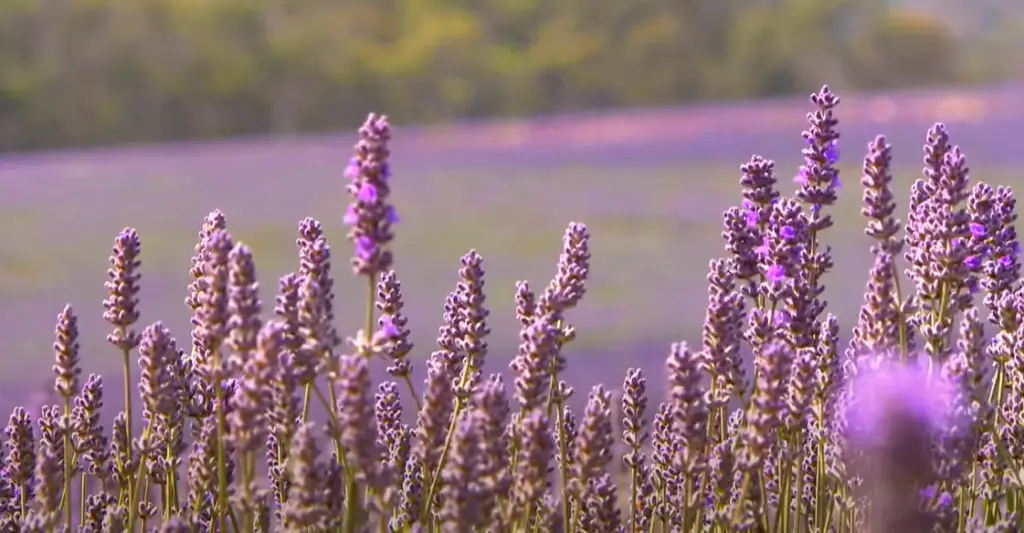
[365,274,376,357]
[79,473,87,530]
[420,359,476,523]
[242,448,255,533]
[342,473,359,533]
[119,338,136,532]
[213,344,229,531]
[555,402,572,533]
[312,383,346,472]
[300,383,313,423]
[61,397,73,531]
[141,476,151,532]
[891,264,909,360]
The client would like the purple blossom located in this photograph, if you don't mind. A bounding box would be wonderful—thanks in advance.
[846,359,955,449]
[793,165,841,189]
[344,157,360,180]
[742,200,759,227]
[355,235,376,261]
[345,113,396,276]
[969,222,986,238]
[765,263,785,282]
[793,167,809,186]
[755,235,769,257]
[358,182,379,202]
[378,314,400,339]
[779,225,796,240]
[964,255,981,270]
[343,205,358,225]
[920,484,953,508]
[824,139,839,165]
[772,309,791,326]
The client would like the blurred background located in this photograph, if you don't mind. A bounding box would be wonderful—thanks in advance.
[0,0,1021,411]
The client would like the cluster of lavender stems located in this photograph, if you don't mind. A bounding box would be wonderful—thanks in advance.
[3,94,1024,533]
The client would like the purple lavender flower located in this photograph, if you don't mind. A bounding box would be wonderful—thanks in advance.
[969,222,986,238]
[380,314,400,339]
[742,199,758,228]
[919,484,954,508]
[795,86,841,222]
[345,113,397,277]
[845,357,955,449]
[344,157,360,180]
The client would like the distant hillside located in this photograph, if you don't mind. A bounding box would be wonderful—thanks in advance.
[893,0,1017,36]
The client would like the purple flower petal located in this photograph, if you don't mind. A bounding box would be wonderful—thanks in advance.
[343,205,359,225]
[379,315,400,338]
[969,222,986,238]
[766,263,785,282]
[355,236,376,261]
[344,157,361,180]
[793,167,809,186]
[755,235,770,257]
[744,208,758,228]
[824,140,840,165]
[357,183,379,202]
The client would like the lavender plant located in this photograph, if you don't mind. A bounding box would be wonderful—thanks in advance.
[0,94,1020,533]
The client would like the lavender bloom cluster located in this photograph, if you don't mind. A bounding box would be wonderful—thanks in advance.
[1,93,1022,533]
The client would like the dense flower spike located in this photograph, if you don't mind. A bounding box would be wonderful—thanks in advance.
[52,305,81,400]
[5,88,1024,533]
[345,113,397,277]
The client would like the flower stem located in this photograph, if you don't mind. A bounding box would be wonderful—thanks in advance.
[213,344,228,531]
[62,397,73,532]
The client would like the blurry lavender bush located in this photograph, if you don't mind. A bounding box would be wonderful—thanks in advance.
[1,85,1019,533]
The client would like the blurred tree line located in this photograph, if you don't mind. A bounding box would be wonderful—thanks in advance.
[0,0,1016,151]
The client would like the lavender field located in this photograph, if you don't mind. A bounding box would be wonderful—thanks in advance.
[0,83,1021,415]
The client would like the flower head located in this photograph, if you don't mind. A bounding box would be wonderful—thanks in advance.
[345,113,397,277]
[845,358,955,449]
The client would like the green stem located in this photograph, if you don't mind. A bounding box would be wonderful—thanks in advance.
[214,344,228,531]
[402,374,422,411]
[242,449,254,533]
[420,359,476,523]
[891,264,909,360]
[312,383,347,473]
[556,401,572,533]
[164,433,179,520]
[343,473,359,533]
[61,398,73,531]
[365,274,376,357]
[120,339,136,533]
[79,473,87,530]
[300,382,313,423]
[140,475,151,532]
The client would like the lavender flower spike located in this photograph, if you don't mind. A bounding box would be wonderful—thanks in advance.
[345,113,398,278]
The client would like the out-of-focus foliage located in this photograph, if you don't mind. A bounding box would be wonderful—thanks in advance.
[0,0,1014,150]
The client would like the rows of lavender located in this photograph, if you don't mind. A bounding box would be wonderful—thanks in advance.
[0,86,1019,533]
